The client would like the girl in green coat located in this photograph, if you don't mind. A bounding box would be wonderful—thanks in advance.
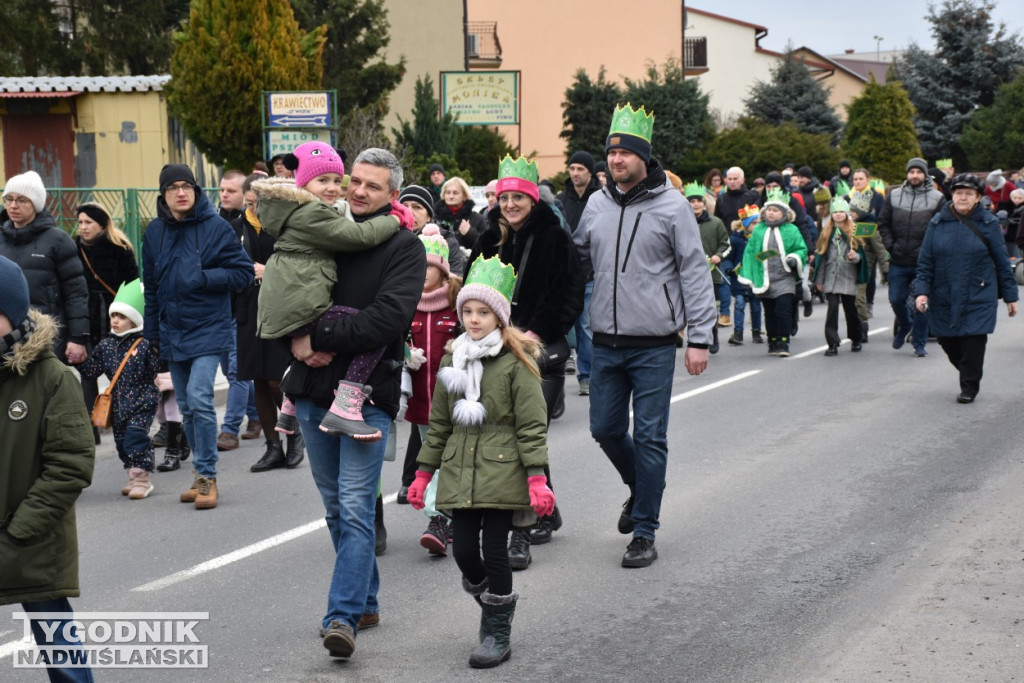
[407,255,555,669]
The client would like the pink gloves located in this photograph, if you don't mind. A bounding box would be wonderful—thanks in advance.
[407,470,433,510]
[527,475,556,517]
[389,200,416,230]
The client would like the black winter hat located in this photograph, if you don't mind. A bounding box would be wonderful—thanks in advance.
[159,164,198,192]
[763,171,785,187]
[796,166,814,179]
[398,185,435,218]
[838,159,852,170]
[594,161,608,175]
[428,163,445,176]
[568,151,595,174]
[0,255,30,329]
[927,167,946,188]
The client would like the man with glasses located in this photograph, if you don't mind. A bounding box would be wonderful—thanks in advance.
[0,170,90,364]
[142,164,253,510]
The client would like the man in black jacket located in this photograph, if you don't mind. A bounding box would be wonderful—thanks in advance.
[556,150,601,397]
[284,148,425,661]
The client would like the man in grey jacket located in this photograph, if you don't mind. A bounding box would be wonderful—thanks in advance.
[574,103,716,568]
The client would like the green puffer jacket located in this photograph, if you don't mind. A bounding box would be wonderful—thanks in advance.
[251,178,399,338]
[0,311,95,606]
[417,347,548,510]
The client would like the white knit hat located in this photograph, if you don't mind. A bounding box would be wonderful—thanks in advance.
[3,171,47,212]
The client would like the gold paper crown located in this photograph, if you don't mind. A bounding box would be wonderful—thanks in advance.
[497,155,539,185]
[738,204,760,220]
[608,102,655,142]
[682,180,704,199]
[463,255,516,303]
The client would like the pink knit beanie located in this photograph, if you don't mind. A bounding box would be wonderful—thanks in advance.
[285,142,345,189]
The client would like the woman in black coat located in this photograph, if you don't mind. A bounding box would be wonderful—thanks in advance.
[467,161,585,567]
[75,202,140,442]
[434,176,486,250]
[234,173,300,472]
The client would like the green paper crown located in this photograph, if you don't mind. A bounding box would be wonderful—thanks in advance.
[497,155,538,184]
[764,187,790,206]
[869,178,887,194]
[835,179,852,197]
[608,102,654,142]
[420,231,449,262]
[682,180,704,200]
[935,158,953,169]
[830,197,850,213]
[110,278,144,320]
[464,255,516,304]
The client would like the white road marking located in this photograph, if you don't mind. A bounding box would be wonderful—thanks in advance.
[670,369,761,403]
[0,637,34,661]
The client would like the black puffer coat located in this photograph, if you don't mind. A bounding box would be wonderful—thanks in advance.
[434,198,486,250]
[75,233,139,347]
[469,201,584,345]
[0,209,89,356]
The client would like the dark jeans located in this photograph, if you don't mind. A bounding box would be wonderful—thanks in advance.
[589,343,676,541]
[762,293,795,341]
[401,424,422,488]
[20,597,94,682]
[937,335,988,397]
[824,293,862,348]
[887,263,929,347]
[451,508,514,596]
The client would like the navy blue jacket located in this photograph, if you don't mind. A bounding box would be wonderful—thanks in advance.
[914,203,1018,337]
[142,192,253,361]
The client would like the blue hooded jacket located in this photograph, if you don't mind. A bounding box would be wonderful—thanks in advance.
[142,192,252,361]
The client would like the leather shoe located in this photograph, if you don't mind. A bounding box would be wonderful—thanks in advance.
[850,342,862,352]
[824,347,838,357]
[241,420,262,440]
[250,440,287,472]
[216,431,239,451]
[529,506,563,544]
[396,486,410,504]
[618,495,634,534]
[508,529,532,570]
[956,392,975,404]
[550,390,565,420]
[622,536,658,568]
[285,432,305,468]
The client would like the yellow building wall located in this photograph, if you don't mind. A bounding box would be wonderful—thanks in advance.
[380,0,466,142]
[75,91,169,188]
[469,0,685,178]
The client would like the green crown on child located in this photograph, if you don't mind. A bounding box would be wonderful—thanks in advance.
[464,255,517,303]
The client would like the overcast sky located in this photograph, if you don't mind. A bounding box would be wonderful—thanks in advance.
[688,0,1024,57]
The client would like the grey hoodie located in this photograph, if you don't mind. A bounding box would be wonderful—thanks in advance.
[574,160,717,347]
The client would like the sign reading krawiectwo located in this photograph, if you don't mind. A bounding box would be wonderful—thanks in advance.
[267,92,332,128]
[440,71,519,126]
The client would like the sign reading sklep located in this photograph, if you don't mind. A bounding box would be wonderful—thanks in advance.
[12,612,209,670]
[440,71,519,125]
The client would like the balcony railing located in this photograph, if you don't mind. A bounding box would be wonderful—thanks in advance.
[467,22,502,62]
[685,36,708,69]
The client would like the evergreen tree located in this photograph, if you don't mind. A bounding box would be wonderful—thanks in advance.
[166,0,326,169]
[623,58,713,177]
[961,71,1024,170]
[455,126,516,186]
[894,0,1024,166]
[560,67,624,162]
[697,118,840,181]
[0,1,67,75]
[291,0,406,115]
[744,51,843,141]
[842,76,921,183]
[391,75,460,161]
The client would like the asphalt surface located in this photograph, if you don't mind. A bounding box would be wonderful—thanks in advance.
[2,290,1023,682]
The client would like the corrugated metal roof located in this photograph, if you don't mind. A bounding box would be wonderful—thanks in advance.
[0,76,171,94]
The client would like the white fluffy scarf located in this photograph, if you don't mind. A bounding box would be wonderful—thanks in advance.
[438,329,503,425]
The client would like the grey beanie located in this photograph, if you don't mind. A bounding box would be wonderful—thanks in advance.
[906,158,929,175]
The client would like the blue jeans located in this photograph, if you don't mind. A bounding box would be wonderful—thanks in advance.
[732,291,762,333]
[168,355,220,478]
[887,263,929,347]
[589,343,676,541]
[573,280,594,381]
[20,597,94,683]
[296,399,389,630]
[220,339,258,435]
[718,280,731,317]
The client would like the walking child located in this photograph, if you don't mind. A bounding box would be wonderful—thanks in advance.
[78,279,164,498]
[252,141,414,441]
[407,255,555,669]
[727,204,765,345]
[813,198,868,356]
[737,188,809,357]
[405,224,462,556]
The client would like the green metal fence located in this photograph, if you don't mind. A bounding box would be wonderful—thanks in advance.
[10,188,221,270]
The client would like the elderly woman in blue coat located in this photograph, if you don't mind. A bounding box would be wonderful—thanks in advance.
[914,173,1018,403]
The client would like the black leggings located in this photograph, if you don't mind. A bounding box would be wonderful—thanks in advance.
[538,337,568,491]
[451,508,514,596]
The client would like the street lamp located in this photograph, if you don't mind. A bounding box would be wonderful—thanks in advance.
[873,35,884,61]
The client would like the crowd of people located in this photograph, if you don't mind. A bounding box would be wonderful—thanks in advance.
[2,105,1022,676]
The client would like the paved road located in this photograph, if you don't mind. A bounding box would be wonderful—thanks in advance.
[3,293,1023,681]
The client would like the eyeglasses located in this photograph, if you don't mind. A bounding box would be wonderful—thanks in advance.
[498,193,529,204]
[2,195,32,206]
[165,182,194,194]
